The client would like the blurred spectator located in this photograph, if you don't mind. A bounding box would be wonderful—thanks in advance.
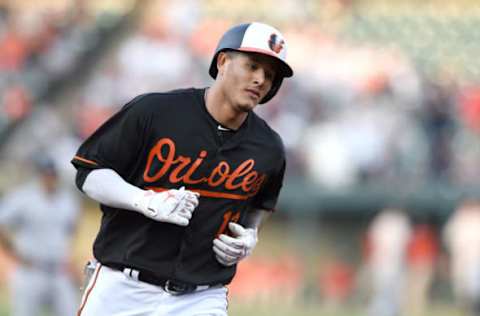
[0,154,81,316]
[318,257,355,308]
[405,219,439,316]
[229,255,303,305]
[341,81,408,184]
[0,0,130,139]
[420,76,457,182]
[2,82,31,121]
[364,208,412,316]
[59,0,480,192]
[302,120,357,188]
[0,17,28,72]
[116,19,195,100]
[443,198,480,316]
[459,86,480,134]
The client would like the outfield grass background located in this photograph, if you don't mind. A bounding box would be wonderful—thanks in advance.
[0,296,465,316]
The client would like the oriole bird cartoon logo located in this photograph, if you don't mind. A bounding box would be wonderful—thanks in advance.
[268,33,285,54]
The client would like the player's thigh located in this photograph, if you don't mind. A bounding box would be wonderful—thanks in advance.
[77,265,158,316]
[193,287,228,316]
[166,286,228,316]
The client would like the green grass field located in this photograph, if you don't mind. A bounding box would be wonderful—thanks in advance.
[0,207,467,316]
[228,302,464,316]
[0,301,465,316]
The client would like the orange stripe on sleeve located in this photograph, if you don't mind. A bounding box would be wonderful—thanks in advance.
[73,155,98,166]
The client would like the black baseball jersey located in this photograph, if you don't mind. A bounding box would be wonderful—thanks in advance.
[71,88,286,286]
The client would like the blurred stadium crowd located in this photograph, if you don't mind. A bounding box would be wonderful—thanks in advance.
[0,0,135,140]
[1,0,480,187]
[69,0,480,190]
[0,0,480,315]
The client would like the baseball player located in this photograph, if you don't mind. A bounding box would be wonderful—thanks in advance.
[72,22,293,316]
[0,155,81,316]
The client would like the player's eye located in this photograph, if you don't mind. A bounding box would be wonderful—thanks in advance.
[264,70,274,81]
[248,62,259,71]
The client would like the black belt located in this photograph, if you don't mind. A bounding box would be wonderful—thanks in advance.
[105,263,216,295]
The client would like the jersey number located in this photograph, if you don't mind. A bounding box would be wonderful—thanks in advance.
[216,210,240,237]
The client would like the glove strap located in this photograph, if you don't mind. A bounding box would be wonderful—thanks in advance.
[132,190,156,215]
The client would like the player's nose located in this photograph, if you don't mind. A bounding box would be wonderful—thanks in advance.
[252,68,267,87]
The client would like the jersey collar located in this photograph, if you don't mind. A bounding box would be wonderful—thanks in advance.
[194,88,251,150]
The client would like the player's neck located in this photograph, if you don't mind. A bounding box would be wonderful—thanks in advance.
[205,87,247,130]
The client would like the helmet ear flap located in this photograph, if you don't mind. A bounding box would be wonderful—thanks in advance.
[209,53,220,79]
[215,51,230,77]
[209,49,234,79]
[260,76,283,104]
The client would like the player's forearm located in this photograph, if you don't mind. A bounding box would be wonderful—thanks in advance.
[82,169,199,226]
[82,168,145,211]
[243,209,271,230]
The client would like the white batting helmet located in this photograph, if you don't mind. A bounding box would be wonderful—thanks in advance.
[209,22,294,104]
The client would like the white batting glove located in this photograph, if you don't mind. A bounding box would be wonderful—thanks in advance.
[213,222,258,266]
[133,187,199,226]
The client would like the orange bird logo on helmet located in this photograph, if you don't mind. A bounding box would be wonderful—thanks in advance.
[268,33,284,54]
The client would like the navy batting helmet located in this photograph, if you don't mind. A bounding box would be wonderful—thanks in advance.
[209,22,293,104]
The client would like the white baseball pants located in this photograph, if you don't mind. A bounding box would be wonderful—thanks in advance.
[77,264,228,316]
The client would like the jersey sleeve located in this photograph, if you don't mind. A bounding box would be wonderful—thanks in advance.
[71,94,151,178]
[251,158,286,212]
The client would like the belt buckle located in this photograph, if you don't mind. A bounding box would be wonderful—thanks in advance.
[164,280,190,295]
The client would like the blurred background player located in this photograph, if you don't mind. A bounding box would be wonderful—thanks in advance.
[0,154,81,316]
[405,215,440,316]
[364,208,412,316]
[444,198,480,316]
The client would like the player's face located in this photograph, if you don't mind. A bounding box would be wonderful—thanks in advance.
[41,172,58,193]
[219,51,277,112]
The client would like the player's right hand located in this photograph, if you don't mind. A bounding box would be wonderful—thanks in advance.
[133,187,200,226]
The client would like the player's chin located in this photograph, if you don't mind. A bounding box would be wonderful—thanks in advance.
[235,97,258,112]
[235,103,255,113]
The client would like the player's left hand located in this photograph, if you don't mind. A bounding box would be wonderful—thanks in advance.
[213,222,258,266]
